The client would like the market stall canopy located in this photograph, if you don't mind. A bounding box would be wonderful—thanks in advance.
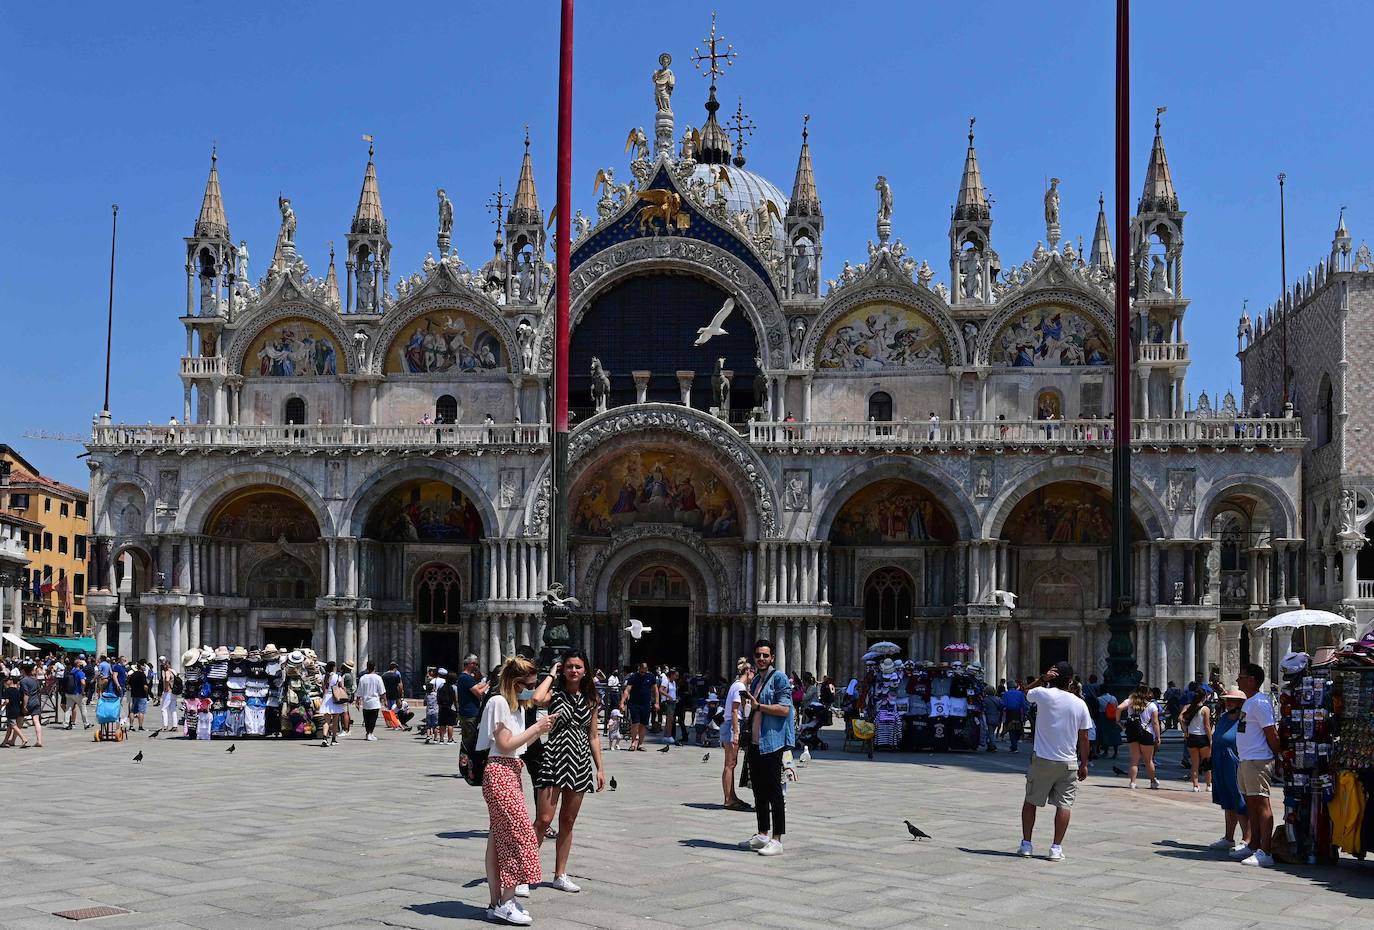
[29,635,100,655]
[1256,610,1351,631]
[2,632,38,651]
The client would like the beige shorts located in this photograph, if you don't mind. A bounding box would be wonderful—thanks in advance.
[1025,753,1078,809]
[1238,759,1273,797]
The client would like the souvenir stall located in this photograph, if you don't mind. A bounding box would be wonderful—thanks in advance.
[179,643,318,739]
[850,642,987,754]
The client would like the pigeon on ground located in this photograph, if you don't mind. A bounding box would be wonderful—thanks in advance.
[226,744,236,754]
[904,820,930,841]
[800,745,812,765]
[1113,765,1128,777]
[701,753,710,763]
[609,776,618,791]
[658,744,671,753]
[132,751,143,763]
[148,730,159,738]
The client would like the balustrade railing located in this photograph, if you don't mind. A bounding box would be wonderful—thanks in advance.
[1137,342,1189,363]
[1358,580,1374,600]
[180,356,229,377]
[90,422,549,449]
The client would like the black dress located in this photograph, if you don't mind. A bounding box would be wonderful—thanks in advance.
[533,689,596,793]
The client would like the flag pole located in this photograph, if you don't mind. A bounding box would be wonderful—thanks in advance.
[541,0,575,666]
[100,204,119,423]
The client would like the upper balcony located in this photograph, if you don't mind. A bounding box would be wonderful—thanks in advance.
[746,416,1304,451]
[89,422,549,453]
[181,356,229,377]
[1137,342,1189,364]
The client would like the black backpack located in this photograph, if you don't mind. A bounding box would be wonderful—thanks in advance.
[460,690,497,787]
[170,674,184,696]
[63,668,78,694]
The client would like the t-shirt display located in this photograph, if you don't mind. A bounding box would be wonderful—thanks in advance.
[180,645,322,738]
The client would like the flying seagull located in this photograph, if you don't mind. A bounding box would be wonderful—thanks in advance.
[625,618,653,640]
[904,820,930,842]
[226,744,236,754]
[694,297,735,346]
[132,751,143,763]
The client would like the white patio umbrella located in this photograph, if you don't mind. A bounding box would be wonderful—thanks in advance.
[1255,609,1350,631]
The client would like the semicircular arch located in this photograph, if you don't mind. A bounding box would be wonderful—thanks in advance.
[342,459,499,540]
[586,530,728,615]
[227,304,355,377]
[805,284,965,368]
[371,293,519,376]
[537,238,787,372]
[811,456,978,542]
[1196,474,1296,539]
[178,463,335,538]
[982,458,1168,541]
[978,288,1114,368]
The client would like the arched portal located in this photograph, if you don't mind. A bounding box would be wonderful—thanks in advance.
[624,565,693,670]
[863,567,915,649]
[569,273,761,415]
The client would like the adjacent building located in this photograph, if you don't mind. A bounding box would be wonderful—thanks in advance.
[85,29,1306,689]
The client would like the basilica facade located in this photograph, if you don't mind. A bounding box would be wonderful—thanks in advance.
[85,42,1310,690]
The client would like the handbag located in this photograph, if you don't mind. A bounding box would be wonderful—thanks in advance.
[332,683,349,704]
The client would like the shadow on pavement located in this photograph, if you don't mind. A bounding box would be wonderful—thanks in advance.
[679,838,745,851]
[407,900,490,920]
[956,847,1029,859]
[680,802,725,810]
[437,830,489,840]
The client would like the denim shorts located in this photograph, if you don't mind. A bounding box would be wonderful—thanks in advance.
[131,698,149,714]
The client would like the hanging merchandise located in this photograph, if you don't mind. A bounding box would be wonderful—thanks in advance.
[180,643,295,738]
[850,652,986,754]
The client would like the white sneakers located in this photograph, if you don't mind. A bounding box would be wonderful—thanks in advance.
[1240,850,1275,867]
[1017,840,1033,857]
[366,734,377,741]
[514,884,530,897]
[757,839,784,856]
[1015,840,1062,860]
[1228,845,1255,860]
[744,833,769,850]
[1047,845,1064,862]
[549,875,581,893]
[487,901,531,925]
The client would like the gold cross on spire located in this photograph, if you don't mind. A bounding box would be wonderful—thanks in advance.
[485,178,506,236]
[691,12,736,86]
[726,96,755,163]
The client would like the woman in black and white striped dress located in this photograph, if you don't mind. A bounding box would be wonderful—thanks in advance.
[531,649,607,893]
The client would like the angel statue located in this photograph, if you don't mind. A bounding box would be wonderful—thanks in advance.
[236,240,251,285]
[754,198,782,236]
[593,168,623,220]
[277,196,296,244]
[875,176,893,223]
[625,127,650,163]
[711,164,733,203]
[680,125,700,161]
[572,209,591,242]
[652,52,675,113]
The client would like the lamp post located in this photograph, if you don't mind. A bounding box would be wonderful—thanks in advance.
[1104,0,1142,698]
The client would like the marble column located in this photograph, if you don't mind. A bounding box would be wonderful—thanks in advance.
[803,619,818,676]
[1183,621,1197,685]
[489,616,502,666]
[326,611,339,662]
[773,620,788,672]
[996,622,1009,683]
[789,618,803,676]
[818,619,830,680]
[1153,619,1169,687]
[147,608,161,663]
[344,612,357,665]
[170,607,184,664]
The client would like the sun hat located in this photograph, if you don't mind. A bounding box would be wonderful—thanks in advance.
[231,646,248,659]
[303,648,317,661]
[342,660,355,671]
[436,667,449,677]
[199,646,215,663]
[706,692,720,702]
[287,650,305,666]
[213,646,231,660]
[181,649,200,668]
[1221,689,1246,701]
[262,643,280,658]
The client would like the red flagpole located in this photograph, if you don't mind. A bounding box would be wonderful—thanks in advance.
[548,0,573,609]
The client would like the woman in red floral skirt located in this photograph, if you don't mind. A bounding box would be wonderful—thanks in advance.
[478,655,557,926]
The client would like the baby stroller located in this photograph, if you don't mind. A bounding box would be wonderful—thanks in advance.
[797,701,829,751]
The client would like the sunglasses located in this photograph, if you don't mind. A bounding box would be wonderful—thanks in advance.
[754,651,771,658]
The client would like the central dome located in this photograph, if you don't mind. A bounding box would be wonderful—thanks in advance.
[690,163,789,253]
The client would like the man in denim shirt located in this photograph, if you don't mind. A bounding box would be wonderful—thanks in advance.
[740,639,794,857]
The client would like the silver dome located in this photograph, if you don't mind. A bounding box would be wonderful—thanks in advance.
[691,163,789,253]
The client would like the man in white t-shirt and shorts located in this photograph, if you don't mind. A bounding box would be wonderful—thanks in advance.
[1231,661,1281,867]
[1017,661,1091,862]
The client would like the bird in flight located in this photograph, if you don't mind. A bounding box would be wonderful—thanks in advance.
[624,618,653,640]
[904,820,930,842]
[132,751,143,763]
[694,297,735,346]
[226,744,236,754]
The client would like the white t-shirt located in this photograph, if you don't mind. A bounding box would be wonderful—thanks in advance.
[722,681,746,741]
[355,672,386,710]
[477,695,527,758]
[1140,701,1161,736]
[1237,693,1276,761]
[1027,686,1092,764]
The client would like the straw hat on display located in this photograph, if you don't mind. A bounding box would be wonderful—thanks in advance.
[181,648,200,668]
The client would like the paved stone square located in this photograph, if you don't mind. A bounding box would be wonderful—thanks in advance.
[3,725,1374,930]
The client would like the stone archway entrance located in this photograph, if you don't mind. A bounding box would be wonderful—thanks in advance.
[624,565,692,671]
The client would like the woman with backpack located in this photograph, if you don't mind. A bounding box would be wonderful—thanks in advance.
[1120,687,1161,789]
[1181,689,1213,792]
[478,655,557,926]
[158,659,179,733]
[531,649,608,894]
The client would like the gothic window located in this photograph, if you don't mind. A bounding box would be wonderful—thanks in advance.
[416,564,461,625]
[868,391,893,422]
[284,397,306,425]
[863,567,913,633]
[436,394,458,424]
[246,554,317,605]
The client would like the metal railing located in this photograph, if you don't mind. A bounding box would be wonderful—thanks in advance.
[747,416,1304,448]
[90,422,550,449]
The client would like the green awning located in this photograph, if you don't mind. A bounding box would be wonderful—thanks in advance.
[30,636,100,655]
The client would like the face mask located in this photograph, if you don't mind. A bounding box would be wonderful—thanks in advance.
[518,689,534,701]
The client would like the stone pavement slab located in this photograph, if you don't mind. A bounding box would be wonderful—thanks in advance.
[3,725,1374,929]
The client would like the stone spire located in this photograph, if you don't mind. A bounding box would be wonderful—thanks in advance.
[787,115,820,218]
[194,147,230,239]
[953,118,989,223]
[351,138,386,236]
[1138,108,1179,213]
[324,241,340,310]
[1090,192,1114,269]
[508,127,542,225]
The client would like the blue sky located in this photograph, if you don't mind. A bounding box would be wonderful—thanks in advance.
[3,1,1371,484]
